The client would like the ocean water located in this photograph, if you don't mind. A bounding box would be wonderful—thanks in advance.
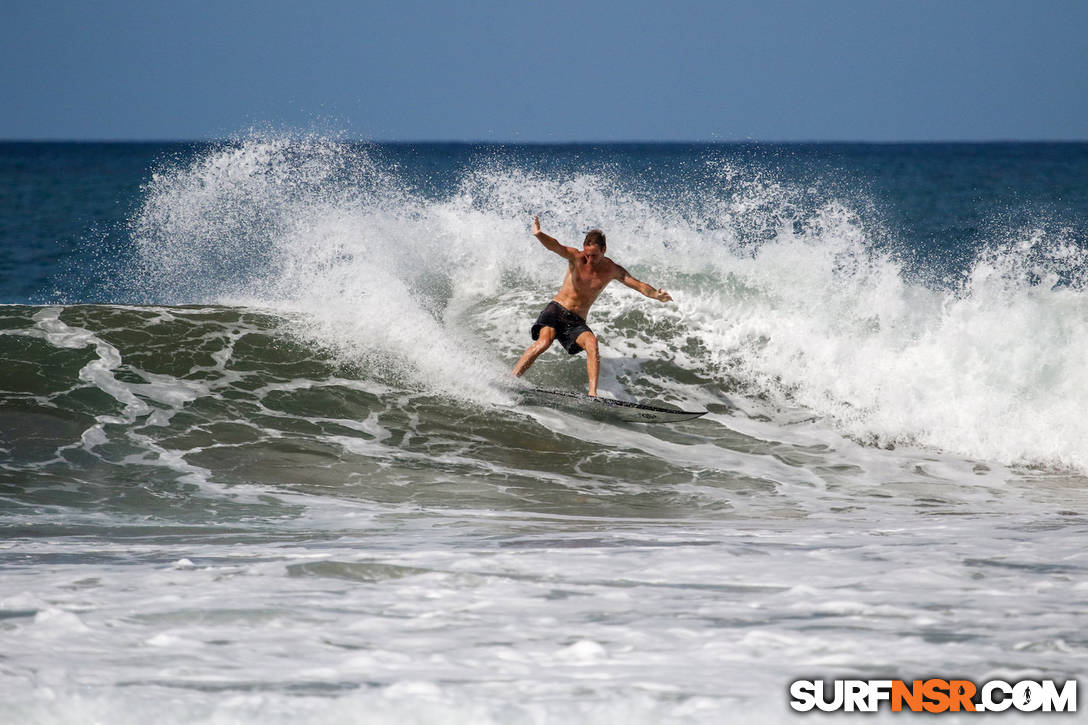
[1,138,1086,723]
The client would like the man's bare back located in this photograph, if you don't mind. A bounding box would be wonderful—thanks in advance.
[512,216,673,396]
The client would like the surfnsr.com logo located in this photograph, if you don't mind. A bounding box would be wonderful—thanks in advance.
[789,679,1077,713]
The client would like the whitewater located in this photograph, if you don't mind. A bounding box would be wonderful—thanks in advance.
[127,137,1088,470]
[1,137,1085,723]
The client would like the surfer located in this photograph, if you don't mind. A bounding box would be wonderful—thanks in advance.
[513,215,673,396]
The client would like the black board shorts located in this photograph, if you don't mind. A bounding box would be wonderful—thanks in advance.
[531,301,593,355]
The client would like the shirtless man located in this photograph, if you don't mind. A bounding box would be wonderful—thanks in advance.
[512,215,673,396]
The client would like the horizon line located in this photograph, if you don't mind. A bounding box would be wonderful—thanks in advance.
[2,136,1087,145]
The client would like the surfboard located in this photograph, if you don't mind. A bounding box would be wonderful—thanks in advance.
[523,387,706,424]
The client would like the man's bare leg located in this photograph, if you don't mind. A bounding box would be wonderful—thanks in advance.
[513,327,556,377]
[576,331,599,396]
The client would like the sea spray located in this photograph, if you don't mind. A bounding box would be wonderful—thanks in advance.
[126,136,1088,470]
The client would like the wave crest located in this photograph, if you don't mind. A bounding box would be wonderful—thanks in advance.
[126,136,1088,470]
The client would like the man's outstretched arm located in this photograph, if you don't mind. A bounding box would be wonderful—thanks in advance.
[617,266,673,302]
[532,216,576,259]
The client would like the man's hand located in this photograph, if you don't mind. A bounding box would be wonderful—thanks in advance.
[653,288,673,303]
[530,215,573,259]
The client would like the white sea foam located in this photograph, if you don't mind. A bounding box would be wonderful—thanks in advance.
[2,502,1082,725]
[129,136,1088,471]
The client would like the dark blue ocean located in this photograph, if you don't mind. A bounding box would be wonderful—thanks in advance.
[2,139,1086,723]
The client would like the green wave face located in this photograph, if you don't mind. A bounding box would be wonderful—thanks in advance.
[0,304,770,523]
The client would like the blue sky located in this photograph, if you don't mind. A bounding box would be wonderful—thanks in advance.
[3,0,1087,141]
